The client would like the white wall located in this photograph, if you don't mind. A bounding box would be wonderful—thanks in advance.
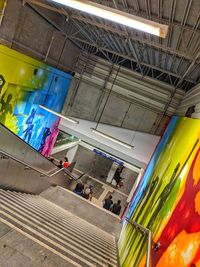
[59,118,160,169]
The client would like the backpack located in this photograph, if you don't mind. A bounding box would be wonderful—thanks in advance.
[84,187,91,195]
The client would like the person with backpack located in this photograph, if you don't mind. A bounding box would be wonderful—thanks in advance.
[83,184,93,201]
[63,157,70,169]
[111,200,122,215]
[117,177,124,189]
[73,182,84,196]
[103,195,113,210]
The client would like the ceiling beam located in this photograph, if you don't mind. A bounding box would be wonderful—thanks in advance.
[23,0,197,87]
[27,0,200,34]
[69,35,196,85]
[26,0,195,61]
[70,14,194,61]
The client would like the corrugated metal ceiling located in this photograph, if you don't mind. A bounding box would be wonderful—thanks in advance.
[32,0,200,91]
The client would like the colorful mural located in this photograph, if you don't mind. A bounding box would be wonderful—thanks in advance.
[119,116,200,267]
[0,45,72,157]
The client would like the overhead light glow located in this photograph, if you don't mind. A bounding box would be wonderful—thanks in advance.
[39,105,79,124]
[91,128,134,149]
[51,0,168,37]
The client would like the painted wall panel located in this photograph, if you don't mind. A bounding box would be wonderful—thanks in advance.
[0,45,72,157]
[119,116,200,267]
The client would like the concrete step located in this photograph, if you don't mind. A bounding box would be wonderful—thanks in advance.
[40,186,121,238]
[0,191,117,259]
[0,195,118,267]
[12,191,114,241]
[29,194,115,244]
[37,197,117,247]
[0,193,118,264]
[4,190,116,250]
[0,189,119,267]
[0,212,96,267]
[0,219,83,267]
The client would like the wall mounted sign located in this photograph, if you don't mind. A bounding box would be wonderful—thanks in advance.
[93,148,124,165]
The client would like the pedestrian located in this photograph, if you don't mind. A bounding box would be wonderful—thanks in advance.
[48,156,54,163]
[113,167,121,184]
[73,182,84,196]
[64,156,69,161]
[113,166,124,187]
[103,195,113,210]
[111,200,122,215]
[63,157,70,169]
[83,184,93,201]
[57,160,63,169]
[117,178,124,188]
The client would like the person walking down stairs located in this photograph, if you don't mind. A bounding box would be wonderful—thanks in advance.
[111,200,122,216]
[103,195,113,211]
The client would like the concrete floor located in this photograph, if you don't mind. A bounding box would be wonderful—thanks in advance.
[0,222,76,267]
[72,146,138,196]
[0,189,119,267]
[72,169,128,216]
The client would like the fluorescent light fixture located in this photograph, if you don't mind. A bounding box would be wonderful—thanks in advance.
[39,105,79,124]
[51,0,168,37]
[91,128,134,149]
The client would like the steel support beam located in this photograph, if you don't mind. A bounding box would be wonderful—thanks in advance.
[27,0,196,62]
[22,0,197,88]
[69,36,196,85]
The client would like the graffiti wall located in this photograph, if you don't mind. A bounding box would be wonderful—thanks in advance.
[0,45,72,157]
[119,116,200,267]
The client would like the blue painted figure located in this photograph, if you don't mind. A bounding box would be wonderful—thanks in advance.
[23,108,36,144]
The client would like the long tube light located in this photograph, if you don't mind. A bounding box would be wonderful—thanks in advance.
[39,105,79,124]
[51,0,168,38]
[91,128,134,149]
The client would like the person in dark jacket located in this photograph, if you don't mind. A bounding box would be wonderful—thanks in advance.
[73,182,84,196]
[113,167,121,184]
[113,166,125,187]
[111,200,121,215]
[57,160,63,169]
[103,195,113,210]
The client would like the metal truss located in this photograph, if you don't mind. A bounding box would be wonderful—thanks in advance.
[25,0,200,91]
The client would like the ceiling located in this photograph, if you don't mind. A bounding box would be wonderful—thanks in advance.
[28,0,200,91]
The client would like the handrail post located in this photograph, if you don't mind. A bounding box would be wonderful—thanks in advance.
[125,217,153,267]
[146,230,152,267]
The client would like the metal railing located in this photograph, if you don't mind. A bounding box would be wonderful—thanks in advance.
[125,217,156,267]
[0,149,77,179]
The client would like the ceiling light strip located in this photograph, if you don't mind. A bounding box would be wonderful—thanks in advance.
[39,105,79,124]
[91,128,134,149]
[51,0,168,37]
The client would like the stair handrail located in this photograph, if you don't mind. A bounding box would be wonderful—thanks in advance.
[0,149,76,179]
[125,217,153,267]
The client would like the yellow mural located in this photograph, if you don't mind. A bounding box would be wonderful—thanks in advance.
[119,117,200,267]
[0,45,72,157]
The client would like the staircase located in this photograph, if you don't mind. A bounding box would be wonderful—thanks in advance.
[0,189,119,267]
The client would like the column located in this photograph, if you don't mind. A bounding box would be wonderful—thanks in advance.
[106,162,119,184]
[127,168,144,203]
[66,144,79,163]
